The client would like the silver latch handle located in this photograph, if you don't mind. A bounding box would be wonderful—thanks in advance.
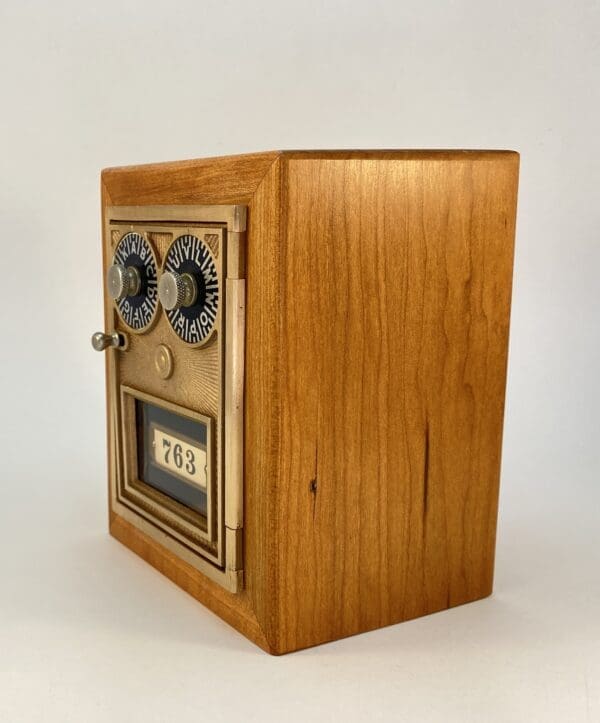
[91,331,127,352]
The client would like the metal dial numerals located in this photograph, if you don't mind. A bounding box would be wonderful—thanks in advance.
[163,234,219,345]
[112,232,159,332]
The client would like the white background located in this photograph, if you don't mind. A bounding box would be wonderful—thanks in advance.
[1,1,599,721]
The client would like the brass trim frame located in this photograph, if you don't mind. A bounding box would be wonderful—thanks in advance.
[224,279,244,531]
[108,204,247,232]
[118,385,216,550]
[104,204,246,594]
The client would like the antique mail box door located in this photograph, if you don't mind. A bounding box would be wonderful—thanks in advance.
[94,204,245,593]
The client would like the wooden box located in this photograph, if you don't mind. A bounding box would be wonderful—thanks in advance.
[99,150,519,654]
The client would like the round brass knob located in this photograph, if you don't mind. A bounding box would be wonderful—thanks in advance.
[154,344,174,379]
[107,264,141,301]
[158,271,197,310]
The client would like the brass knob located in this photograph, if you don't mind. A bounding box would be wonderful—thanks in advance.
[154,344,174,379]
[158,271,197,310]
[107,264,141,301]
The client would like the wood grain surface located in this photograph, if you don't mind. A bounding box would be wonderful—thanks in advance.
[271,153,519,652]
[103,150,519,654]
[102,151,280,206]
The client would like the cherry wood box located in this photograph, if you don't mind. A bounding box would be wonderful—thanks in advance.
[101,150,519,654]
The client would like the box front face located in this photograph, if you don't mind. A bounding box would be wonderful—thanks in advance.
[103,205,245,593]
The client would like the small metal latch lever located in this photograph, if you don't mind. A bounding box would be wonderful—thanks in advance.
[91,331,127,352]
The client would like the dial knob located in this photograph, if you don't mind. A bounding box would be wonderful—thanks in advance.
[158,271,197,310]
[162,234,219,346]
[107,263,141,301]
[110,232,159,332]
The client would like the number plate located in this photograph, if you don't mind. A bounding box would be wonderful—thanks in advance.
[152,426,208,490]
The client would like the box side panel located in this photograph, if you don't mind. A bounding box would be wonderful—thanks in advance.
[274,154,519,652]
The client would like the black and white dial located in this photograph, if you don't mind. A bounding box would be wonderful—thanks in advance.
[159,234,219,346]
[109,232,159,332]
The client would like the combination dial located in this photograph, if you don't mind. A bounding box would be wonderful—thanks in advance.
[108,232,159,332]
[159,234,219,346]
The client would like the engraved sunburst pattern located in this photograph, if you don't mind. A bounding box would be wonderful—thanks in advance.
[112,232,159,331]
[164,234,219,345]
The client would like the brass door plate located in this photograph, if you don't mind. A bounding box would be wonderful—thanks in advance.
[104,204,245,593]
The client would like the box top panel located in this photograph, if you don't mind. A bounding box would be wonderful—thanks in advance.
[101,150,519,210]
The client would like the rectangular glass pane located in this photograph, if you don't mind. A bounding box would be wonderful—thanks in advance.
[136,399,209,516]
